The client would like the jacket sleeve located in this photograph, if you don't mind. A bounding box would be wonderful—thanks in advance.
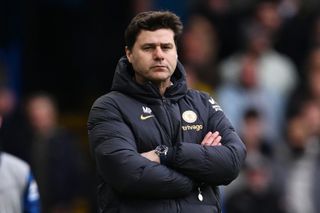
[87,95,195,199]
[167,96,246,186]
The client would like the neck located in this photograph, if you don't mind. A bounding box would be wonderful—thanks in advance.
[157,80,172,96]
[134,75,172,96]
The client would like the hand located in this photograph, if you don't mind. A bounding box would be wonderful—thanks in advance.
[141,150,160,163]
[201,131,222,146]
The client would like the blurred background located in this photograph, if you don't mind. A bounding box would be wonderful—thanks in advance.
[1,0,320,212]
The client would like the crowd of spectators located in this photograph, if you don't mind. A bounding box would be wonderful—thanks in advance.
[177,1,320,213]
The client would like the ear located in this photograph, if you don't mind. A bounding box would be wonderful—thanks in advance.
[125,46,132,63]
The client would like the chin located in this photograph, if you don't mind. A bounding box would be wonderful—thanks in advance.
[149,73,168,79]
[151,76,170,82]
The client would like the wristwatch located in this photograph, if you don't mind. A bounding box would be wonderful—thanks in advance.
[155,145,169,165]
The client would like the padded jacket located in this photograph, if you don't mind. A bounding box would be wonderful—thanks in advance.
[87,57,246,213]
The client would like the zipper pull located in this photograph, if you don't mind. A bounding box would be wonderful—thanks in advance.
[197,187,203,201]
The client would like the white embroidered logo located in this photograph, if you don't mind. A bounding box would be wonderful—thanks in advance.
[140,106,154,120]
[140,114,154,120]
[209,97,222,112]
[142,106,152,114]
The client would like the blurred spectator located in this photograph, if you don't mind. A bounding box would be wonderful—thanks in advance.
[191,0,242,59]
[217,53,283,141]
[287,46,320,118]
[224,154,284,213]
[219,22,297,98]
[252,0,283,37]
[25,92,91,213]
[223,107,275,203]
[180,14,220,94]
[239,108,273,158]
[301,100,320,137]
[273,99,320,213]
[0,115,41,213]
[0,85,32,162]
[217,15,299,141]
[275,0,319,73]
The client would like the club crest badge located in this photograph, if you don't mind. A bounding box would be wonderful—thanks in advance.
[182,110,197,123]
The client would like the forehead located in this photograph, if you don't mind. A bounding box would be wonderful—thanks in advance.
[135,29,175,44]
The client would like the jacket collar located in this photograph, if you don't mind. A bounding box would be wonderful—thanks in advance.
[111,56,188,104]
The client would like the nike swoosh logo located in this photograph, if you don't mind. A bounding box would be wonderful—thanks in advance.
[140,114,155,120]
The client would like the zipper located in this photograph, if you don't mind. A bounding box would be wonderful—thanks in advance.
[197,187,203,201]
[197,185,222,213]
[155,99,172,145]
[215,197,222,213]
[145,82,178,145]
[176,199,180,213]
[162,97,175,143]
[213,187,222,213]
[197,183,205,202]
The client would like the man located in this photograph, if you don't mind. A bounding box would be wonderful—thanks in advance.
[87,11,246,213]
[0,116,41,213]
[25,93,89,212]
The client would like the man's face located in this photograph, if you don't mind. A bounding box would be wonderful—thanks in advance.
[126,29,178,85]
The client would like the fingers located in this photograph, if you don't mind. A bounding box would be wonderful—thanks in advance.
[211,131,222,146]
[201,131,222,146]
[202,131,213,143]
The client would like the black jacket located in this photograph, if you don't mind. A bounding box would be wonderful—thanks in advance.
[87,57,246,213]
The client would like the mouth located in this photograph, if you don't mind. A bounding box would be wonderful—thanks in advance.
[151,65,168,70]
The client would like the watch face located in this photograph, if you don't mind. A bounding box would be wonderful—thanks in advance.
[155,145,168,155]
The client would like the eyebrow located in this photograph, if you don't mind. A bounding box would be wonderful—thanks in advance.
[141,43,174,47]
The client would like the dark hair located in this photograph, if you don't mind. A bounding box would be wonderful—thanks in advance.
[243,107,260,120]
[125,11,183,50]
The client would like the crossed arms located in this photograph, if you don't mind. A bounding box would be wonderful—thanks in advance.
[141,131,222,163]
[87,96,246,199]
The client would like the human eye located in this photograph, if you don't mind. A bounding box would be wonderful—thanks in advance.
[142,44,154,51]
[161,44,173,51]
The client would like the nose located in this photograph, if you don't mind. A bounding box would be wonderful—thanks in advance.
[153,46,164,61]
